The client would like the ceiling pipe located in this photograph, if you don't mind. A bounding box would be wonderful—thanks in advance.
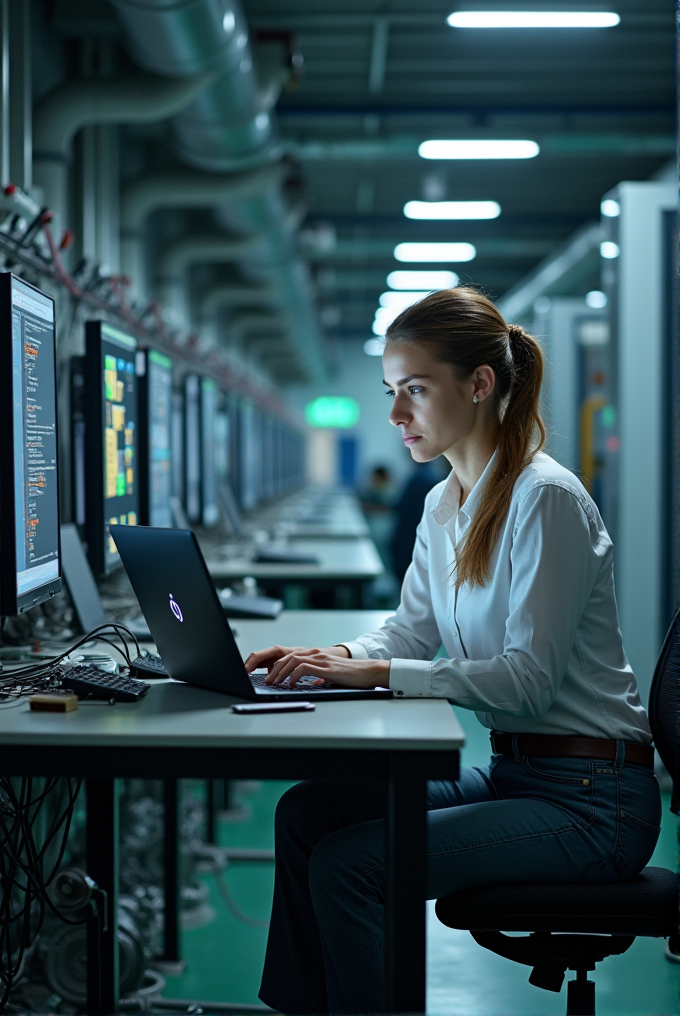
[156,232,267,316]
[228,313,287,344]
[109,0,327,383]
[200,282,280,317]
[108,0,282,171]
[120,163,284,295]
[248,338,303,373]
[33,73,210,238]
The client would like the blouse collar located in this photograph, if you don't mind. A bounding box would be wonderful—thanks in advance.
[431,450,498,530]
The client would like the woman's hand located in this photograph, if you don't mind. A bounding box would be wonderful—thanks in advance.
[244,644,390,690]
[245,643,349,673]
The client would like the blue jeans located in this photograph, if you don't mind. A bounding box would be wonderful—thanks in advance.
[259,748,662,1015]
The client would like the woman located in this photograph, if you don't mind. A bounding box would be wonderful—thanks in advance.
[246,288,660,1015]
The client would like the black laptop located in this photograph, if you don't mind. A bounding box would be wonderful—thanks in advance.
[109,525,392,702]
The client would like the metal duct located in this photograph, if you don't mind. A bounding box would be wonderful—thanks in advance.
[109,0,327,382]
[120,163,283,293]
[108,0,280,170]
[156,232,267,316]
[33,72,210,236]
[199,283,280,317]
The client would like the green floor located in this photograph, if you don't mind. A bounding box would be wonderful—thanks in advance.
[164,713,679,1014]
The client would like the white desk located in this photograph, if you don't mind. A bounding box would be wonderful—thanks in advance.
[207,538,384,608]
[0,680,464,1015]
[233,609,392,658]
[281,519,370,539]
[254,489,371,539]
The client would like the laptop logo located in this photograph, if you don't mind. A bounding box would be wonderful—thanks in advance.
[169,594,183,622]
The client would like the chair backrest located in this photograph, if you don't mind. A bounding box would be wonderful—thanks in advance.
[647,609,680,812]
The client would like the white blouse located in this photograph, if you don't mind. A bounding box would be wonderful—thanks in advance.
[344,451,652,744]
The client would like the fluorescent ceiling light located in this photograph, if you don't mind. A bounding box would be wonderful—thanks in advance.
[404,200,501,220]
[364,338,386,356]
[374,306,401,328]
[600,199,620,217]
[419,139,539,160]
[394,242,476,263]
[379,291,430,309]
[387,270,459,289]
[447,11,620,29]
[586,290,607,309]
[600,241,620,259]
[372,314,397,336]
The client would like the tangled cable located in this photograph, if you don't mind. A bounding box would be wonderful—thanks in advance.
[0,623,141,705]
[0,776,84,1006]
[0,623,142,1004]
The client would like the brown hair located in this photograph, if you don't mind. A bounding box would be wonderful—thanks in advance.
[385,287,545,587]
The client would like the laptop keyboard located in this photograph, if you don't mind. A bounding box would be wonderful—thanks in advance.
[249,670,334,691]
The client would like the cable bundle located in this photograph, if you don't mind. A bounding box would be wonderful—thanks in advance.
[0,623,142,1006]
[0,776,83,1006]
[0,623,141,705]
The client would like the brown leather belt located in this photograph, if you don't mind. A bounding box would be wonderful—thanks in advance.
[490,731,654,770]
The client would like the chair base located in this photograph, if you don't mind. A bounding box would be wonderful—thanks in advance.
[471,929,636,1015]
[567,973,595,1016]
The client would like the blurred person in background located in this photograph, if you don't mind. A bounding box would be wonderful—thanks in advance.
[389,457,449,584]
[358,464,396,565]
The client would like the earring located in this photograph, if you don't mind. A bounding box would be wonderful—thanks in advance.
[473,395,479,404]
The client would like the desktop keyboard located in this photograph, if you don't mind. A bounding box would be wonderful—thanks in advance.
[253,547,320,565]
[130,653,168,678]
[218,589,283,619]
[61,665,150,702]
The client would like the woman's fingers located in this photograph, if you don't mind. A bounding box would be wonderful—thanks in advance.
[286,662,328,688]
[265,647,323,683]
[262,654,390,689]
[266,651,326,685]
[244,645,303,673]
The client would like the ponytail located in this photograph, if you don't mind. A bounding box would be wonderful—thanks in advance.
[385,289,545,588]
[458,323,545,588]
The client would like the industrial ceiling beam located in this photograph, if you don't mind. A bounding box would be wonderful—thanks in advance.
[498,222,603,322]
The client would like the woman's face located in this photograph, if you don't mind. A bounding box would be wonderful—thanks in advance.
[382,342,492,463]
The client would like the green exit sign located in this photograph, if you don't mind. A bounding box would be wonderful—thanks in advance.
[305,397,360,428]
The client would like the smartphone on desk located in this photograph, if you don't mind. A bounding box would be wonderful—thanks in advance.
[232,702,315,714]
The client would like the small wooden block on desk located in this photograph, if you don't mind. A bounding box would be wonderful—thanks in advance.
[30,692,78,713]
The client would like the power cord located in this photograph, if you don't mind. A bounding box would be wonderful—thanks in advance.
[0,777,85,1007]
[0,623,141,705]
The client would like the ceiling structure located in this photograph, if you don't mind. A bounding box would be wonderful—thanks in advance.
[243,0,675,341]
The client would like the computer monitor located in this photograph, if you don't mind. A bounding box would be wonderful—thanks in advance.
[70,355,87,527]
[200,378,219,527]
[84,321,140,575]
[238,399,263,512]
[138,348,174,528]
[60,523,109,633]
[215,402,229,487]
[228,396,241,505]
[0,274,61,616]
[184,374,201,523]
[262,414,274,502]
[171,389,184,505]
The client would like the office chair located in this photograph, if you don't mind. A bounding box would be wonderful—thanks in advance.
[435,612,680,1016]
